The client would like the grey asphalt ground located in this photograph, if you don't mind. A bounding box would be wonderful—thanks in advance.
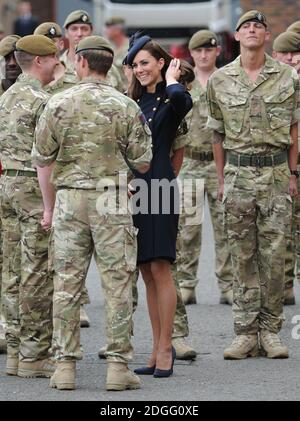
[1,205,300,401]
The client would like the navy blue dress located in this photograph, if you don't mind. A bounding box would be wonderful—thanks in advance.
[132,81,193,264]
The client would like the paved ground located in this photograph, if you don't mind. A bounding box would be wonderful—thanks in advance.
[1,206,300,401]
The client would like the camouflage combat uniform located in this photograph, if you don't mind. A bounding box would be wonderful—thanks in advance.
[55,50,124,306]
[178,78,233,294]
[32,77,152,362]
[113,40,129,91]
[0,73,53,361]
[207,54,300,334]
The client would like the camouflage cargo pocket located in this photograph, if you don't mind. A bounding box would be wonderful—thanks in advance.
[216,92,248,136]
[264,85,294,130]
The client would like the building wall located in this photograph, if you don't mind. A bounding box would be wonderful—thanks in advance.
[240,0,300,50]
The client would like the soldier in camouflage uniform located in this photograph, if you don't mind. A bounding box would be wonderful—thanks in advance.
[61,10,123,93]
[0,35,59,377]
[0,35,22,355]
[105,17,129,91]
[178,30,233,307]
[207,11,300,359]
[272,31,300,306]
[34,21,92,327]
[32,36,153,391]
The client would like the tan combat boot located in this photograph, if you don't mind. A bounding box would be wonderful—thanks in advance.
[6,355,19,376]
[106,362,141,391]
[50,361,76,390]
[181,287,197,305]
[172,337,197,360]
[260,330,289,359]
[18,358,56,378]
[284,287,296,305]
[219,289,233,305]
[80,305,90,328]
[98,344,107,359]
[223,334,259,359]
[0,324,7,354]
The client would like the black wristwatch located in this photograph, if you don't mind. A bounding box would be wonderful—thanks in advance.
[290,170,300,178]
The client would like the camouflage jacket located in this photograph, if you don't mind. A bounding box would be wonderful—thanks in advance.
[207,54,300,154]
[185,78,213,152]
[59,49,124,93]
[32,77,153,189]
[114,40,129,91]
[0,73,49,171]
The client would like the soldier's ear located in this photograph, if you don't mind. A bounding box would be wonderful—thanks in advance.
[234,31,240,42]
[265,30,271,42]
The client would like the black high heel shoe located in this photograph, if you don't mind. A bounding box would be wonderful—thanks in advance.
[134,365,156,375]
[153,347,176,378]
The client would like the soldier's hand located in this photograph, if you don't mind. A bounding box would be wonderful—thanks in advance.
[41,209,53,231]
[289,176,298,197]
[217,183,224,202]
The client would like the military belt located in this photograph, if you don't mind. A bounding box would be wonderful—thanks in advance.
[3,169,37,177]
[185,147,214,161]
[227,151,287,167]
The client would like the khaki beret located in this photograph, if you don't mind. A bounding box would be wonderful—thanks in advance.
[75,35,114,56]
[273,31,300,53]
[189,30,218,50]
[287,21,300,34]
[105,16,125,26]
[64,10,92,29]
[0,35,21,57]
[236,10,267,31]
[34,22,62,38]
[16,35,58,56]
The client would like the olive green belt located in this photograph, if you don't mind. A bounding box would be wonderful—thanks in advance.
[185,147,214,161]
[3,169,37,177]
[227,151,287,167]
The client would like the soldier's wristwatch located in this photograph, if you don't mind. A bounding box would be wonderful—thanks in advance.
[290,170,300,178]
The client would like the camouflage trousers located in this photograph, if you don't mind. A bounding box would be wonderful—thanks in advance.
[52,189,136,363]
[223,162,291,335]
[285,175,300,289]
[177,157,233,293]
[0,175,53,361]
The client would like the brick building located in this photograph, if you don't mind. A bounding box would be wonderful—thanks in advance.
[240,0,300,51]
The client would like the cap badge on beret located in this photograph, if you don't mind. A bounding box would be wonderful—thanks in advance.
[256,12,265,23]
[50,27,56,36]
[211,38,216,46]
[82,14,88,22]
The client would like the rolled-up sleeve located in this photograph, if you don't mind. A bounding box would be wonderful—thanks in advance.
[123,109,153,173]
[206,78,225,134]
[292,68,300,125]
[32,103,59,167]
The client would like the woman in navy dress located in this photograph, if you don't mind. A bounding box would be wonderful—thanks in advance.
[126,34,194,377]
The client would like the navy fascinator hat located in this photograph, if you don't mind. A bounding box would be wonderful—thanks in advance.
[125,31,151,66]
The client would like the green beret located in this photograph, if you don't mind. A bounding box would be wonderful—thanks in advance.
[273,31,300,53]
[236,10,267,31]
[16,35,58,56]
[105,16,125,26]
[189,30,218,50]
[75,35,114,56]
[287,21,300,34]
[34,22,62,38]
[0,35,21,57]
[64,10,92,29]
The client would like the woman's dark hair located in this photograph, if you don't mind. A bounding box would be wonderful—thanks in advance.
[128,40,194,102]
